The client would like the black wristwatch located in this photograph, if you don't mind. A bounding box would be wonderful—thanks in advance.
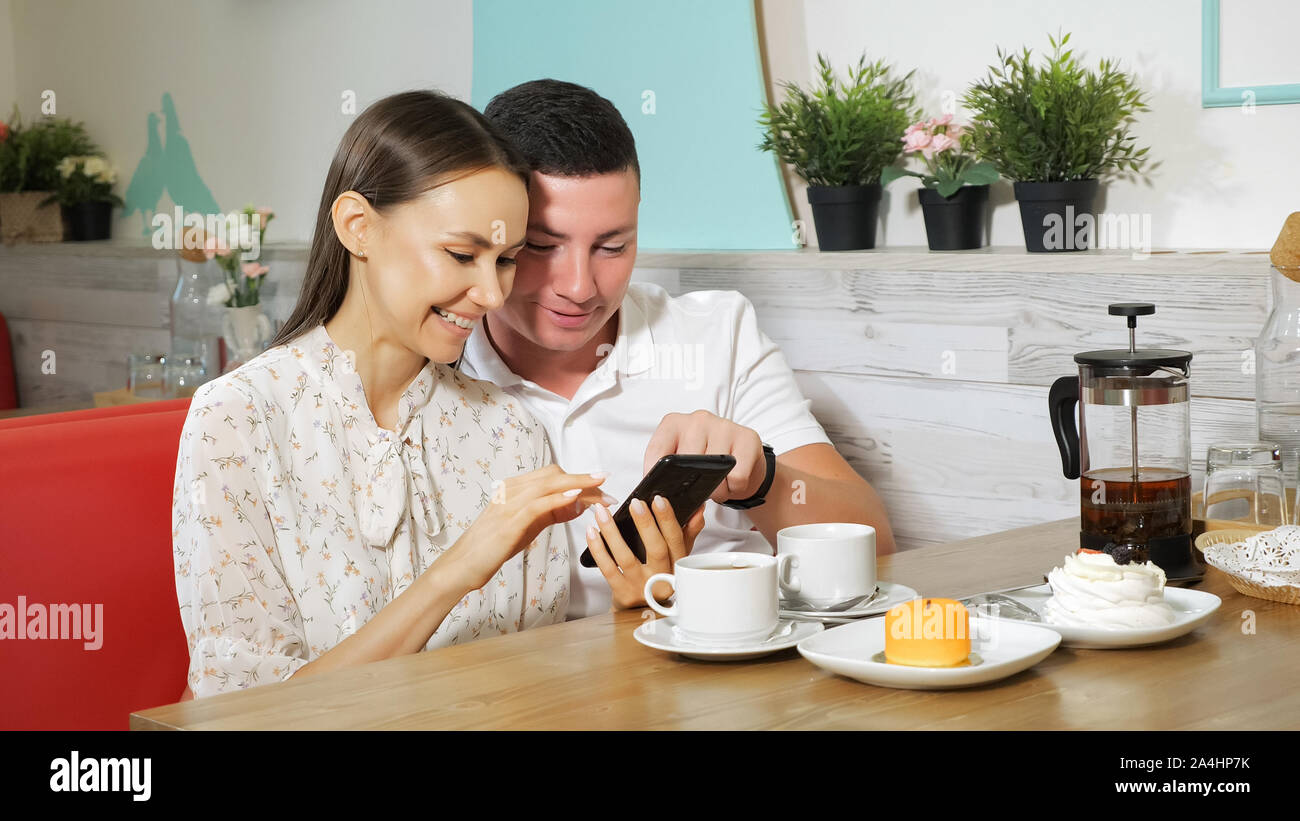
[722,443,776,510]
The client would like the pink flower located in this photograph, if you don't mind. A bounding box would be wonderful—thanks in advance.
[932,113,954,126]
[929,133,959,155]
[241,262,269,280]
[903,129,933,153]
[203,235,228,260]
[904,121,927,136]
[254,207,274,228]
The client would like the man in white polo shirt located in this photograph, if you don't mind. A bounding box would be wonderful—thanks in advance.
[463,79,895,619]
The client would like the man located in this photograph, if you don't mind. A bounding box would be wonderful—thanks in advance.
[462,79,894,619]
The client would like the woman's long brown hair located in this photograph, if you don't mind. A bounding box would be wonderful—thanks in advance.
[269,90,530,350]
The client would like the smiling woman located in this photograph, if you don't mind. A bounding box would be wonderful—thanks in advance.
[168,90,647,699]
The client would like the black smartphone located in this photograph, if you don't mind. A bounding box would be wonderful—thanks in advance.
[579,453,736,568]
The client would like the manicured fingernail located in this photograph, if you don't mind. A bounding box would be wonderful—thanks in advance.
[653,494,668,510]
[562,488,581,497]
[594,503,611,522]
[601,493,618,505]
[589,471,609,480]
[587,525,600,541]
[631,498,648,515]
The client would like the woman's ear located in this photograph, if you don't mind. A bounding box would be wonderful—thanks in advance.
[331,191,372,259]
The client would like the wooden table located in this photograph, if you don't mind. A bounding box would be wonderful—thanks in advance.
[130,518,1299,730]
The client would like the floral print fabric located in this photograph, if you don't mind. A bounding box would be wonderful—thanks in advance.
[171,324,568,697]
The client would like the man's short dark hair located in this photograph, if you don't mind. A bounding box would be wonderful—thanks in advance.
[483,79,639,181]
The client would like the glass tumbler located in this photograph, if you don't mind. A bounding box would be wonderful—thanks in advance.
[128,353,167,398]
[1202,442,1286,526]
[164,356,206,398]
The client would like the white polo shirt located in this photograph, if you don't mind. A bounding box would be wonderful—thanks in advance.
[459,281,833,619]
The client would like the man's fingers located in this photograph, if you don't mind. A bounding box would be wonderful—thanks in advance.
[642,416,683,475]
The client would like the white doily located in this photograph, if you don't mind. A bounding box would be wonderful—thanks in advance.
[1204,525,1300,588]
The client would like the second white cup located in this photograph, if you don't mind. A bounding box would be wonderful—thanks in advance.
[776,522,877,607]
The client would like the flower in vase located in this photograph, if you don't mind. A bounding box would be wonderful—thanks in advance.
[242,262,269,279]
[204,234,228,260]
[207,283,233,307]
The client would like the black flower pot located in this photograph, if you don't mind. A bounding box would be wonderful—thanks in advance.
[806,184,882,251]
[918,185,989,250]
[62,201,113,241]
[1013,179,1100,252]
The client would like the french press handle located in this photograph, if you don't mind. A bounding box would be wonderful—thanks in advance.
[1048,376,1081,480]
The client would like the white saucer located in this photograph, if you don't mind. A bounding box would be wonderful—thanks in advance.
[979,584,1222,649]
[634,617,824,661]
[779,581,920,620]
[796,616,1061,690]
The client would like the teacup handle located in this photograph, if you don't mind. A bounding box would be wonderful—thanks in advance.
[644,573,677,617]
[777,553,800,595]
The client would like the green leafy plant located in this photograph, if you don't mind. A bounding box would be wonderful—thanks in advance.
[881,115,1000,197]
[0,108,99,193]
[759,53,917,187]
[42,155,124,208]
[962,32,1150,183]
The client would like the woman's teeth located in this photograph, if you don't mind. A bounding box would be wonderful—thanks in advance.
[433,307,475,328]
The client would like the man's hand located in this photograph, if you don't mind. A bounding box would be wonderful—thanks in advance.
[585,495,707,610]
[643,410,766,504]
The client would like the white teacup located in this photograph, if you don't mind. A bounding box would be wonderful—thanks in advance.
[776,522,877,607]
[644,552,794,646]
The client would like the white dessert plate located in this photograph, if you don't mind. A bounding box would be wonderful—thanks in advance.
[779,581,920,620]
[634,617,824,661]
[980,584,1222,649]
[796,616,1061,690]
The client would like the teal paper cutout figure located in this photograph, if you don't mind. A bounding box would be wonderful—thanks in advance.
[122,92,220,236]
[160,93,219,217]
[121,112,165,236]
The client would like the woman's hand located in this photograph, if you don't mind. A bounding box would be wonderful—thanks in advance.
[441,465,613,593]
[584,495,708,610]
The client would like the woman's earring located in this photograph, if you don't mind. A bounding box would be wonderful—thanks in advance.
[357,248,367,260]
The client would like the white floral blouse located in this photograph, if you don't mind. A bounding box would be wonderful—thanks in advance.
[171,323,569,698]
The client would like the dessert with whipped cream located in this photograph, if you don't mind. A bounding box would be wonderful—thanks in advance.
[1043,548,1176,629]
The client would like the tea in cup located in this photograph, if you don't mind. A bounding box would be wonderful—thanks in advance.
[644,552,794,646]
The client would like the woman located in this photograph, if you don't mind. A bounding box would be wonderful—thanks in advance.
[172,90,704,699]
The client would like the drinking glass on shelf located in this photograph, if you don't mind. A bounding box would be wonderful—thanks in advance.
[127,353,167,398]
[1202,443,1286,526]
[164,356,206,398]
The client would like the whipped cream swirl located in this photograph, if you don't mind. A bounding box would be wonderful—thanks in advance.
[1043,552,1176,629]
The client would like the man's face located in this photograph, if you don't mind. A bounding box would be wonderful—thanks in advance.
[489,168,639,354]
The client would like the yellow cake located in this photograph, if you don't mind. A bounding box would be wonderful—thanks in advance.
[884,598,971,667]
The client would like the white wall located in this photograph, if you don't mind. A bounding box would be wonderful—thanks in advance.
[6,0,472,241]
[4,0,1295,249]
[772,0,1300,250]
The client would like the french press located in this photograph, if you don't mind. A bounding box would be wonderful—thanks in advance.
[1048,303,1204,580]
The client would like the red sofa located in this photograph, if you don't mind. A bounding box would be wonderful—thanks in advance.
[0,399,193,728]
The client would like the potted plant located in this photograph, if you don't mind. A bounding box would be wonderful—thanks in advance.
[0,109,98,243]
[43,155,123,241]
[881,115,999,250]
[963,32,1150,252]
[759,53,916,250]
[203,205,276,372]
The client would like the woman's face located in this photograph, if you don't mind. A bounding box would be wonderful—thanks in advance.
[361,166,528,364]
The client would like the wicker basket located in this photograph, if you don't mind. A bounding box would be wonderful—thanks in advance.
[1194,529,1300,605]
[0,191,64,243]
